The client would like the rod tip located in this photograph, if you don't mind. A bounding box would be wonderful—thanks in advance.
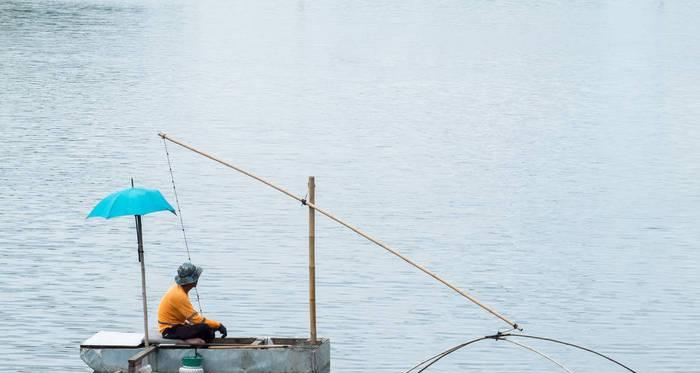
[158,132,167,139]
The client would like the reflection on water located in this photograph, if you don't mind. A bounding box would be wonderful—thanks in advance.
[2,0,700,372]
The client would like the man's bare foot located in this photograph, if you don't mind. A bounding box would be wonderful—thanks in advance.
[184,338,206,345]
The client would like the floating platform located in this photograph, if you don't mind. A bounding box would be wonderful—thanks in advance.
[80,331,330,373]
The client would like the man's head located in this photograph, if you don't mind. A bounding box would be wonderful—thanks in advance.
[175,262,203,286]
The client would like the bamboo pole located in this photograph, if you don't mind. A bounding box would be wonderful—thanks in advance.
[308,176,317,344]
[158,132,520,330]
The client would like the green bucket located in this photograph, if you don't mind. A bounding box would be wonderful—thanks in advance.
[182,353,203,367]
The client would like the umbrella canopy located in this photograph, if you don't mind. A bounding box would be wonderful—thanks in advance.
[87,187,175,219]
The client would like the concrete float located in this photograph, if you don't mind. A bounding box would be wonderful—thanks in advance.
[80,331,330,373]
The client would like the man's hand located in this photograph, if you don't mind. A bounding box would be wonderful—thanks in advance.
[218,324,228,338]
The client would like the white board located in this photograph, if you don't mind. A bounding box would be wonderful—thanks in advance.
[81,331,144,347]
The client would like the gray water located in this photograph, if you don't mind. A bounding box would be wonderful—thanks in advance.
[2,0,700,372]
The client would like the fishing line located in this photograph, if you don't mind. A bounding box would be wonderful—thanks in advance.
[163,138,203,314]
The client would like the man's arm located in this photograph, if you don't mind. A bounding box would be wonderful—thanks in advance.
[188,310,221,329]
[175,293,221,329]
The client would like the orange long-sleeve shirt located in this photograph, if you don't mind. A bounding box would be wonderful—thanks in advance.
[157,284,221,333]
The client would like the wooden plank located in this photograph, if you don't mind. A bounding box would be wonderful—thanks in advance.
[128,345,157,373]
[207,344,292,349]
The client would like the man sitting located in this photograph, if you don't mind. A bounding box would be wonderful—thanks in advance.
[157,262,227,345]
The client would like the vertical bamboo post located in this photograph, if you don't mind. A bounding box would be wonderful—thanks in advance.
[308,176,317,344]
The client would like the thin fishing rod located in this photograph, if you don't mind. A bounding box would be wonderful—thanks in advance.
[162,138,203,314]
[404,336,491,373]
[408,336,492,373]
[158,132,519,330]
[500,338,574,373]
[499,333,637,373]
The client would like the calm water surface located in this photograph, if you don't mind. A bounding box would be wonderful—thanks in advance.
[2,1,700,372]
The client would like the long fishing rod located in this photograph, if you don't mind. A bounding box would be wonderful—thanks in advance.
[158,132,520,330]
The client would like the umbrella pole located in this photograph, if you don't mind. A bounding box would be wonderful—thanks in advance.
[135,214,150,347]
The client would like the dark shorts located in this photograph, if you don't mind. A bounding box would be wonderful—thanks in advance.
[162,323,216,342]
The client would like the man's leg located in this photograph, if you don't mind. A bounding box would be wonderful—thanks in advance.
[198,325,216,341]
[163,324,216,342]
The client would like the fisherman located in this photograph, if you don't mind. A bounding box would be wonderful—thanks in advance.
[157,262,227,345]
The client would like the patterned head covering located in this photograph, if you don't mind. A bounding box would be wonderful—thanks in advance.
[175,262,203,285]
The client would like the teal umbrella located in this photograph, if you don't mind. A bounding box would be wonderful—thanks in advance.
[88,183,176,347]
[87,187,175,219]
